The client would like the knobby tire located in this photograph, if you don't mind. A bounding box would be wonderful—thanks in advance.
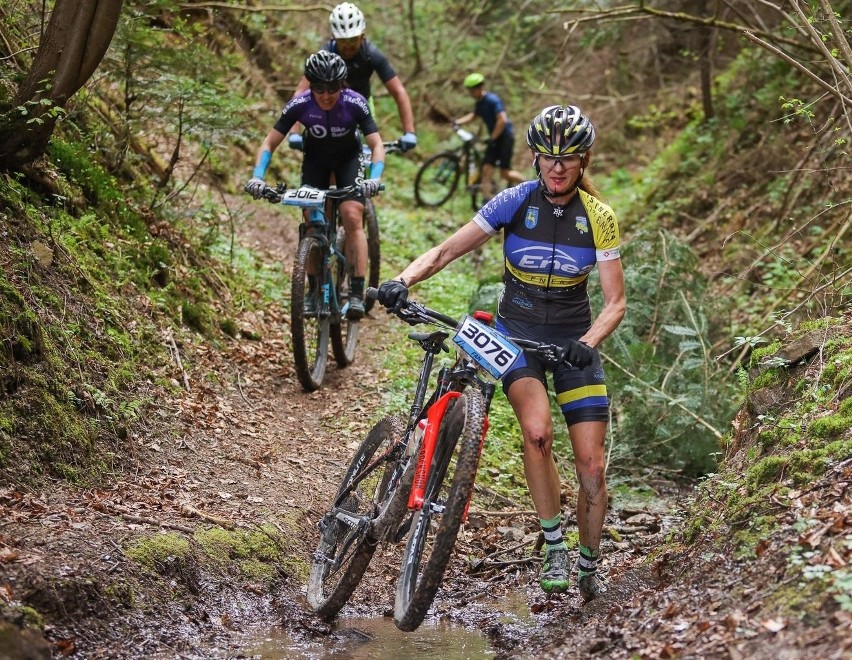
[307,415,408,619]
[291,236,329,391]
[330,229,358,368]
[393,390,486,632]
[414,152,461,207]
[364,198,380,313]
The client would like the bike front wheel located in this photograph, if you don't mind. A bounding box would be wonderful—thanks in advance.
[364,198,380,313]
[393,389,486,632]
[330,235,359,368]
[308,415,407,619]
[291,236,330,391]
[414,152,462,207]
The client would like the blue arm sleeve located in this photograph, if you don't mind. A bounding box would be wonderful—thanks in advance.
[371,161,384,179]
[253,149,272,178]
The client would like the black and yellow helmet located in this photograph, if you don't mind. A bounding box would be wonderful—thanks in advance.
[526,105,595,156]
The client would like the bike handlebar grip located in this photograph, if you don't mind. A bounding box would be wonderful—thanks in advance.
[365,287,379,300]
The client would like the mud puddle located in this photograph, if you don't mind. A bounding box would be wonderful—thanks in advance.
[239,615,494,659]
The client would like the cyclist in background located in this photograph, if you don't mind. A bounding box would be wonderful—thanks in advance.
[376,105,625,602]
[246,51,385,320]
[452,72,525,202]
[289,2,416,154]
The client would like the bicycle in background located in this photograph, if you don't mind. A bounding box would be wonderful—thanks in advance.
[307,289,572,630]
[413,124,498,212]
[250,182,376,391]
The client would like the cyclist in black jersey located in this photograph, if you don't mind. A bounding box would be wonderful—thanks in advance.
[453,73,526,202]
[288,2,416,154]
[246,51,386,319]
[377,106,626,602]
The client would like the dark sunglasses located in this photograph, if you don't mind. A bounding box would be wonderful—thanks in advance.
[311,82,344,94]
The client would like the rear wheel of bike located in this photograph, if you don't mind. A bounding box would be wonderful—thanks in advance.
[291,236,330,391]
[330,233,359,368]
[363,198,380,313]
[393,390,486,632]
[414,152,461,207]
[308,415,407,619]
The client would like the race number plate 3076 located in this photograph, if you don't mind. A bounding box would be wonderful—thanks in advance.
[452,315,521,379]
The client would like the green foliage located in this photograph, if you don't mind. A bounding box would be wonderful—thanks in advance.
[602,229,736,475]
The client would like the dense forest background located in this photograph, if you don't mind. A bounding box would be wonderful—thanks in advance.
[0,0,850,657]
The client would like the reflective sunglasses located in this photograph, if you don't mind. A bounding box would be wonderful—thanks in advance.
[311,81,344,94]
[539,154,582,167]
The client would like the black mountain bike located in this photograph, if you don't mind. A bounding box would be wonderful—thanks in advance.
[306,289,570,629]
[413,124,499,212]
[252,182,375,391]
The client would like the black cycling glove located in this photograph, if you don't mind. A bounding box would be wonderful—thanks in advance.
[562,339,595,369]
[377,279,409,313]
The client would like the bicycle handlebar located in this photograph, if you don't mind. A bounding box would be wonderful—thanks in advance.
[365,287,568,366]
[250,182,384,204]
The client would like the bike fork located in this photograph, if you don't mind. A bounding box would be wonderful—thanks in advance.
[407,391,460,510]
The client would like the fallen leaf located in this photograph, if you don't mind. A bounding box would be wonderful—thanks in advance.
[761,618,785,633]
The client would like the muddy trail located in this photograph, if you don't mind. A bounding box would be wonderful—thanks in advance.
[1,198,847,660]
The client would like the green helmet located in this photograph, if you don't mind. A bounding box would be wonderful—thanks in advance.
[463,72,485,89]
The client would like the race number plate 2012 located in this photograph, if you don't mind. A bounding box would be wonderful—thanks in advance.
[280,186,326,209]
[452,315,521,379]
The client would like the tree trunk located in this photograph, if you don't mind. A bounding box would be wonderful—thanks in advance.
[0,0,124,171]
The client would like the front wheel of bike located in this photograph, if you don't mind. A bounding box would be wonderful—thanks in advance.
[414,152,461,207]
[393,389,486,632]
[308,415,407,619]
[364,198,380,313]
[330,236,359,368]
[291,236,330,391]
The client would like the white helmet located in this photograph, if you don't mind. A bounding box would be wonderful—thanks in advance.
[329,3,366,39]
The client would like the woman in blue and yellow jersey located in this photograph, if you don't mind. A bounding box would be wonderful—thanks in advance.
[376,105,626,601]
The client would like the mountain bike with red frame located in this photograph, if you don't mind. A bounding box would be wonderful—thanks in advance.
[306,288,571,628]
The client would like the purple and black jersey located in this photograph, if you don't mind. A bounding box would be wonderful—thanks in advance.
[273,89,378,157]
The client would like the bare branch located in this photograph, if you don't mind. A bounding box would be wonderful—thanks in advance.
[742,31,852,106]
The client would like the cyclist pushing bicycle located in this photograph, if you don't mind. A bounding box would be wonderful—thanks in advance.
[246,50,385,319]
[376,105,626,602]
[452,73,526,203]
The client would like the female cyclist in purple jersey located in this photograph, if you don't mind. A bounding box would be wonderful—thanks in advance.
[246,51,386,319]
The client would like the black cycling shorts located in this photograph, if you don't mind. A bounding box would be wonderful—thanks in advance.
[483,132,515,170]
[497,316,609,426]
[302,151,365,203]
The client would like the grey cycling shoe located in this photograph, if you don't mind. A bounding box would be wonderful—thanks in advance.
[347,295,365,320]
[578,572,608,602]
[540,547,570,593]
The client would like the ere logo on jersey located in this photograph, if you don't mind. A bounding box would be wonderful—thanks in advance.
[525,207,539,229]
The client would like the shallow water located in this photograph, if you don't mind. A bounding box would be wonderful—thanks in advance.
[241,615,495,659]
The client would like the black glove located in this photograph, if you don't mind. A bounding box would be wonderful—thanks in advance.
[377,279,409,313]
[562,339,595,369]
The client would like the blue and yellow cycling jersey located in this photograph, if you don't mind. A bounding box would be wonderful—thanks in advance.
[473,180,621,329]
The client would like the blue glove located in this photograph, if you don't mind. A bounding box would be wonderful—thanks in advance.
[377,280,409,313]
[288,133,303,151]
[399,132,417,152]
[245,177,266,199]
[562,339,595,369]
[362,178,383,198]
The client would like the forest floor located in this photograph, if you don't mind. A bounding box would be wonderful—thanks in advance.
[1,199,849,659]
